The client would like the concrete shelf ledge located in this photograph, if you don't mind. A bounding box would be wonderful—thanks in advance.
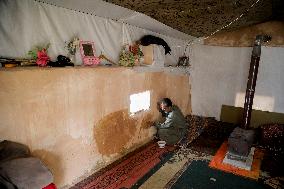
[133,66,190,75]
[0,65,191,76]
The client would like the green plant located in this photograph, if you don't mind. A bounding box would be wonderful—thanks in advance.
[28,43,50,59]
[118,50,135,67]
[118,44,144,67]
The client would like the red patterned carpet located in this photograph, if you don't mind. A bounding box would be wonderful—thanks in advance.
[71,142,174,189]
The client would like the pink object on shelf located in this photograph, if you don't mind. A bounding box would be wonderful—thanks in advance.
[79,41,100,66]
[36,49,50,66]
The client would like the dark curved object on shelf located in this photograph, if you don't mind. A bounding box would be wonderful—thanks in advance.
[139,35,171,55]
[47,55,74,67]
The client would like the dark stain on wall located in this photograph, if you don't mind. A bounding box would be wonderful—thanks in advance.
[94,110,137,156]
[140,113,154,129]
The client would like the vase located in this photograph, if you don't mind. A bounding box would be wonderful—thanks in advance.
[68,54,76,63]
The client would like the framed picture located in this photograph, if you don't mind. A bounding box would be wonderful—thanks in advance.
[79,41,100,65]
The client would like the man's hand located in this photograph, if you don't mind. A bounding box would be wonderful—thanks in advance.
[148,121,155,127]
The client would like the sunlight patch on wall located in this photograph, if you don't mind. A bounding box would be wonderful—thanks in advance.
[130,91,150,115]
[235,93,275,112]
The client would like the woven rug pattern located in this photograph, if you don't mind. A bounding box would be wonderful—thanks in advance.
[164,147,212,189]
[71,142,172,189]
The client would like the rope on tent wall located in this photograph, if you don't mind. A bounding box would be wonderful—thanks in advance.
[33,0,193,42]
[34,0,115,18]
[184,0,261,54]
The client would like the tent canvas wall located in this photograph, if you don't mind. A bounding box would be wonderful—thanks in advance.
[0,0,195,65]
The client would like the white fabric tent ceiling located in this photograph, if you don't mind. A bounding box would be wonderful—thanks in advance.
[40,0,195,40]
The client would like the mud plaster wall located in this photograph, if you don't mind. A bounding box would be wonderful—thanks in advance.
[204,21,284,47]
[0,67,191,188]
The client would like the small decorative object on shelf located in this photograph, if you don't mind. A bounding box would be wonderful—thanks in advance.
[28,43,50,67]
[99,53,117,66]
[36,49,50,66]
[118,44,143,67]
[79,41,100,66]
[177,42,191,67]
[47,55,74,67]
[0,58,37,68]
[177,55,190,67]
[65,37,80,63]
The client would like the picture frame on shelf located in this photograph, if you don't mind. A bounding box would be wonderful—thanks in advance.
[79,41,100,66]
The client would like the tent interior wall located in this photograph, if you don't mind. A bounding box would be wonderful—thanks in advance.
[0,0,283,188]
[0,0,194,65]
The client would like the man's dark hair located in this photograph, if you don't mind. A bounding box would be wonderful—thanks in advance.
[160,98,172,107]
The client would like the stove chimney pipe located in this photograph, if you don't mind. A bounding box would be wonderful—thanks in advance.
[241,35,271,129]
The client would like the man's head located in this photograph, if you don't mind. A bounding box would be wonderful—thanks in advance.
[159,98,172,112]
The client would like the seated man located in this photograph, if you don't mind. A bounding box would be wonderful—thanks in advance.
[155,98,187,145]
